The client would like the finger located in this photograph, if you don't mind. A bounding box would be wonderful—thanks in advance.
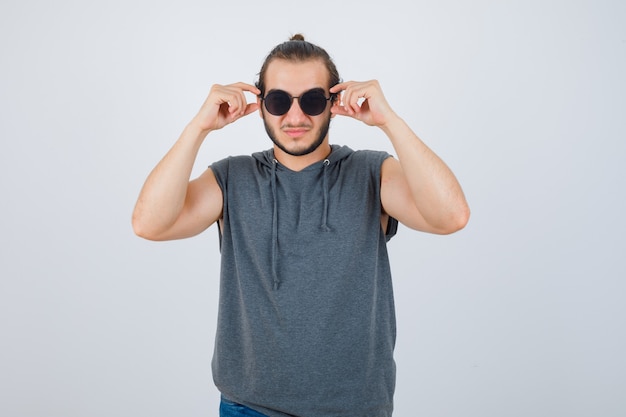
[231,83,261,116]
[228,102,259,124]
[331,82,351,110]
[231,81,261,96]
[342,87,364,114]
[243,102,259,117]
[330,81,352,94]
[223,88,248,117]
[225,97,243,117]
[351,86,375,114]
[338,82,366,113]
[233,91,248,116]
[330,103,357,119]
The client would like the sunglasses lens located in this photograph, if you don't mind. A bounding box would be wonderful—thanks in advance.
[263,89,330,116]
[299,90,328,116]
[264,91,292,115]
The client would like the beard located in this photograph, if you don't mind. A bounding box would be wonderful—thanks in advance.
[262,111,332,157]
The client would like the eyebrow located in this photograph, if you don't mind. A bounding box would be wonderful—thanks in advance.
[266,87,327,96]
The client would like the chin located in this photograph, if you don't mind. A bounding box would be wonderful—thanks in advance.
[277,138,322,157]
[263,112,332,157]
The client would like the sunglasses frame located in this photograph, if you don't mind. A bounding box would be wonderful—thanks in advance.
[260,88,337,116]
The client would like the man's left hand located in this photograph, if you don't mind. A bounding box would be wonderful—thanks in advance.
[330,80,397,127]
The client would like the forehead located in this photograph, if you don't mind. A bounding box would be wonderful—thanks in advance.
[264,58,330,93]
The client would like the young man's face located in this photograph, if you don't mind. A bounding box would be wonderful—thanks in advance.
[259,58,334,157]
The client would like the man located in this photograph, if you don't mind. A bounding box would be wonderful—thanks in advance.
[133,34,469,417]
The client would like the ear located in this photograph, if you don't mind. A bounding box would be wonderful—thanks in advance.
[257,96,264,118]
[330,94,340,118]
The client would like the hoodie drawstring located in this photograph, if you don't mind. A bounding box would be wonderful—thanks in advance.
[270,155,333,290]
[320,158,331,232]
[271,158,280,290]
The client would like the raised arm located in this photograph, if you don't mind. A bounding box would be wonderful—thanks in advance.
[132,82,260,241]
[330,80,470,234]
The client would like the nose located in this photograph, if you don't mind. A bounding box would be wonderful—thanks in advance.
[283,97,308,122]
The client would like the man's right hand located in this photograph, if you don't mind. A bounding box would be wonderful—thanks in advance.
[191,82,261,132]
[132,82,260,240]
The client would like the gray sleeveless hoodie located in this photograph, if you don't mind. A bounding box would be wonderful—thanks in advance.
[210,145,398,417]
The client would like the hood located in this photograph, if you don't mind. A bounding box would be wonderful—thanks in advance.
[251,144,354,169]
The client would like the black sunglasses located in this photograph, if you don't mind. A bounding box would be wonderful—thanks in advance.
[261,88,336,116]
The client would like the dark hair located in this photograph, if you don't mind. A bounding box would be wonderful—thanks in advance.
[256,34,340,96]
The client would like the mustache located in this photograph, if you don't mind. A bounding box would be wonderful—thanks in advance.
[281,123,312,129]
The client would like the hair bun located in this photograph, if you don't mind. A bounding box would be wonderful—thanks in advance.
[290,33,305,41]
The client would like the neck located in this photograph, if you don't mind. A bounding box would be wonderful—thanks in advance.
[273,142,332,171]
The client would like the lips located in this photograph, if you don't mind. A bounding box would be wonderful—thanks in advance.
[283,128,309,138]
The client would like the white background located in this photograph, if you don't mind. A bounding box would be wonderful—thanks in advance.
[1,0,625,416]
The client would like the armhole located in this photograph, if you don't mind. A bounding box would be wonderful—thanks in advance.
[385,215,398,242]
[210,161,228,252]
[379,153,398,242]
[217,218,223,251]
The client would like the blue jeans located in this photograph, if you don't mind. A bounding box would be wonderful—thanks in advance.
[220,396,269,417]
